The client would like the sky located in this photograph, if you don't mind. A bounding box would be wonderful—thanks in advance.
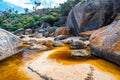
[0,0,67,13]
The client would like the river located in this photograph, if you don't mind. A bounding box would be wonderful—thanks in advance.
[0,46,120,80]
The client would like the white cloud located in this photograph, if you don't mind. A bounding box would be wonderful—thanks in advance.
[41,0,67,8]
[41,0,67,4]
[3,0,34,10]
[3,0,67,10]
[52,0,67,4]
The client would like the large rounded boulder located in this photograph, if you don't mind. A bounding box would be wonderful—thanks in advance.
[89,20,120,65]
[0,29,22,61]
[67,0,120,35]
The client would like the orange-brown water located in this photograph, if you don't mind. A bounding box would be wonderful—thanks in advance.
[48,46,120,80]
[0,46,120,80]
[0,49,45,80]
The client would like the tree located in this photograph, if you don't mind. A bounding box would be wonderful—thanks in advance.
[8,9,12,13]
[33,1,41,13]
[15,10,18,14]
[24,8,29,14]
[60,0,82,16]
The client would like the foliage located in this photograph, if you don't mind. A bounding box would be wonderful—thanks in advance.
[0,0,82,31]
[59,0,82,16]
[0,13,41,31]
[39,15,56,26]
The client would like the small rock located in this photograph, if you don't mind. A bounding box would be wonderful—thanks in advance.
[70,41,87,49]
[38,29,45,33]
[23,48,40,54]
[25,28,33,35]
[53,41,64,47]
[28,44,47,50]
[19,35,25,39]
[13,28,25,35]
[35,33,43,38]
[28,34,35,38]
[54,35,67,41]
[71,50,91,59]
[62,39,73,44]
[41,22,50,29]
[79,37,89,41]
[84,41,90,46]
[27,39,38,44]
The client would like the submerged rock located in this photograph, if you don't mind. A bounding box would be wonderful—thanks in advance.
[67,0,120,35]
[90,20,120,65]
[0,29,22,61]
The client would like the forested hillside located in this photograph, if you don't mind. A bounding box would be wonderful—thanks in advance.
[0,0,82,31]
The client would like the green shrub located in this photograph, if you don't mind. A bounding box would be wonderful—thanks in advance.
[40,15,56,26]
[10,22,23,31]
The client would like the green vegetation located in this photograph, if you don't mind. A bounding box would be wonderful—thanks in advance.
[0,0,82,31]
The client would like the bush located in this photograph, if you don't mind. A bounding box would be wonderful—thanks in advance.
[11,22,23,31]
[40,15,56,26]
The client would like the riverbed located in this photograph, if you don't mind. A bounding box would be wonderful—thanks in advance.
[0,46,120,80]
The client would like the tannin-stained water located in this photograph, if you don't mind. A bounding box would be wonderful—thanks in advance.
[0,46,120,80]
[0,49,45,80]
[48,46,120,80]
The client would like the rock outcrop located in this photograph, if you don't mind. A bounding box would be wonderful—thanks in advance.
[0,29,22,61]
[90,20,120,65]
[67,0,120,35]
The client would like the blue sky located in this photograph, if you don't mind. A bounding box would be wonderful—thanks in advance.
[0,0,67,13]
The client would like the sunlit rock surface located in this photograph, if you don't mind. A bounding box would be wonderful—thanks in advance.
[90,20,120,65]
[71,49,91,59]
[0,29,22,61]
[67,0,120,35]
[55,27,71,36]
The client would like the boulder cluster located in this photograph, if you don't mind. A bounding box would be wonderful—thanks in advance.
[0,0,120,65]
[66,0,120,65]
